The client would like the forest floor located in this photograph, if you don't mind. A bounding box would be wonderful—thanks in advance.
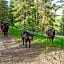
[0,36,64,64]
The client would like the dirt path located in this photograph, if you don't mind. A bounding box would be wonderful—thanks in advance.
[0,36,64,64]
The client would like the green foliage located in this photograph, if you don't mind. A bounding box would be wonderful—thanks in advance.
[9,26,21,39]
[0,0,9,22]
[60,10,64,35]
[9,0,64,34]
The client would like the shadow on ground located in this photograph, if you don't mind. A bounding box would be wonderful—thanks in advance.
[0,37,64,64]
[0,37,46,64]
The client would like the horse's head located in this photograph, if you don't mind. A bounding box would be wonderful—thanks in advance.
[1,24,5,32]
[1,21,9,32]
[46,28,55,38]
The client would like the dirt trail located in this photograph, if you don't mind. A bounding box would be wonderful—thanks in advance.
[0,36,64,64]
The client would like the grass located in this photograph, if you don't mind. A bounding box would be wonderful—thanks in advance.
[9,26,64,49]
[9,26,21,39]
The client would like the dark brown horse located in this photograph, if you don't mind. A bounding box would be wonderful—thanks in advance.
[46,28,55,43]
[21,31,33,48]
[1,21,9,37]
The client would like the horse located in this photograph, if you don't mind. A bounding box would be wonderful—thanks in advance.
[46,28,55,43]
[21,31,33,48]
[1,21,9,37]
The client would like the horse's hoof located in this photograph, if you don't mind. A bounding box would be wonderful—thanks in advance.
[25,47,27,48]
[7,35,8,37]
[29,46,30,48]
[23,44,24,45]
[25,45,27,48]
[4,36,6,38]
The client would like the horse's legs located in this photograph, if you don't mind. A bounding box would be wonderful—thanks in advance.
[6,29,8,37]
[3,32,6,37]
[5,32,8,37]
[22,38,24,45]
[52,36,54,43]
[25,40,27,48]
[5,32,7,37]
[29,40,31,48]
[6,32,8,37]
